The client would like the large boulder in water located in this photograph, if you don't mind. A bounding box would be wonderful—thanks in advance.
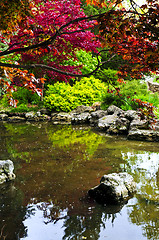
[0,160,16,184]
[88,172,136,204]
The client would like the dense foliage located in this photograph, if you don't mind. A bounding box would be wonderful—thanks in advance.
[0,0,100,97]
[101,79,159,116]
[0,0,159,120]
[44,76,107,112]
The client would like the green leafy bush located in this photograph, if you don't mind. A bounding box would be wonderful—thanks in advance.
[101,80,159,111]
[95,68,118,83]
[0,94,9,108]
[12,87,41,105]
[44,76,107,112]
[153,76,159,83]
[9,103,39,113]
[0,87,41,112]
[63,49,101,76]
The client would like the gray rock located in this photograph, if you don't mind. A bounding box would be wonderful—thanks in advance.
[39,108,50,115]
[51,112,73,124]
[128,129,159,141]
[25,111,50,121]
[124,110,139,121]
[25,111,36,120]
[0,113,8,121]
[89,110,107,126]
[0,160,16,184]
[106,105,124,115]
[98,114,118,129]
[8,116,26,122]
[88,172,136,204]
[98,114,130,134]
[71,105,93,114]
[38,114,51,121]
[130,118,149,130]
[71,112,91,124]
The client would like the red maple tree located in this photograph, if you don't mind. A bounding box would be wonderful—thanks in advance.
[0,0,101,97]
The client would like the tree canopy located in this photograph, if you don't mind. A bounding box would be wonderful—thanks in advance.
[0,0,158,110]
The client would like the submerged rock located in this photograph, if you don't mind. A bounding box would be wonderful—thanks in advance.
[88,172,136,204]
[0,160,16,184]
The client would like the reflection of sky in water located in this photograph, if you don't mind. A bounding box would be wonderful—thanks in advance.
[122,152,159,173]
[121,151,159,196]
[21,203,66,240]
[21,199,148,240]
[100,198,147,240]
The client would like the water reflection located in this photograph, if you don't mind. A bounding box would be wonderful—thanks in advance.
[122,152,159,240]
[0,122,158,240]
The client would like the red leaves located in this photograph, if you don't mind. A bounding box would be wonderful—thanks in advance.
[132,98,157,124]
[97,0,159,79]
[7,0,101,82]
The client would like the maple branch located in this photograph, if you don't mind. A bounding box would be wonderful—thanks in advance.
[0,53,116,78]
[0,4,151,58]
[0,12,107,58]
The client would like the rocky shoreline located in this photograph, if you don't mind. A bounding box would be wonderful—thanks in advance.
[0,104,159,141]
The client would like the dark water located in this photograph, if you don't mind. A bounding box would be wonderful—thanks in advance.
[0,122,158,240]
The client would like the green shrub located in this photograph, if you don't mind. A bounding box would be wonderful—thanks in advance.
[9,103,39,113]
[0,94,9,108]
[101,79,158,111]
[95,68,118,84]
[12,87,41,105]
[62,49,101,76]
[44,76,107,112]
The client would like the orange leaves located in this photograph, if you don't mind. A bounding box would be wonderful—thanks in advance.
[122,54,131,61]
[0,0,31,38]
[86,0,107,7]
[86,0,122,8]
[40,78,46,84]
[0,66,45,99]
[23,29,34,36]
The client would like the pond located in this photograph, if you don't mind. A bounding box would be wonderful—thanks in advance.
[0,122,158,240]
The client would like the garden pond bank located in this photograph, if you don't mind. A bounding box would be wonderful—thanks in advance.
[0,104,159,142]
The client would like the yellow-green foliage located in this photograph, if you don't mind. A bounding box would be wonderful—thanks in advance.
[44,76,107,112]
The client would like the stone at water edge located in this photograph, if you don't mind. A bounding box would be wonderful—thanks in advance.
[88,172,136,204]
[0,160,16,184]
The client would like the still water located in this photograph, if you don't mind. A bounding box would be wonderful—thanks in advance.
[0,122,158,240]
